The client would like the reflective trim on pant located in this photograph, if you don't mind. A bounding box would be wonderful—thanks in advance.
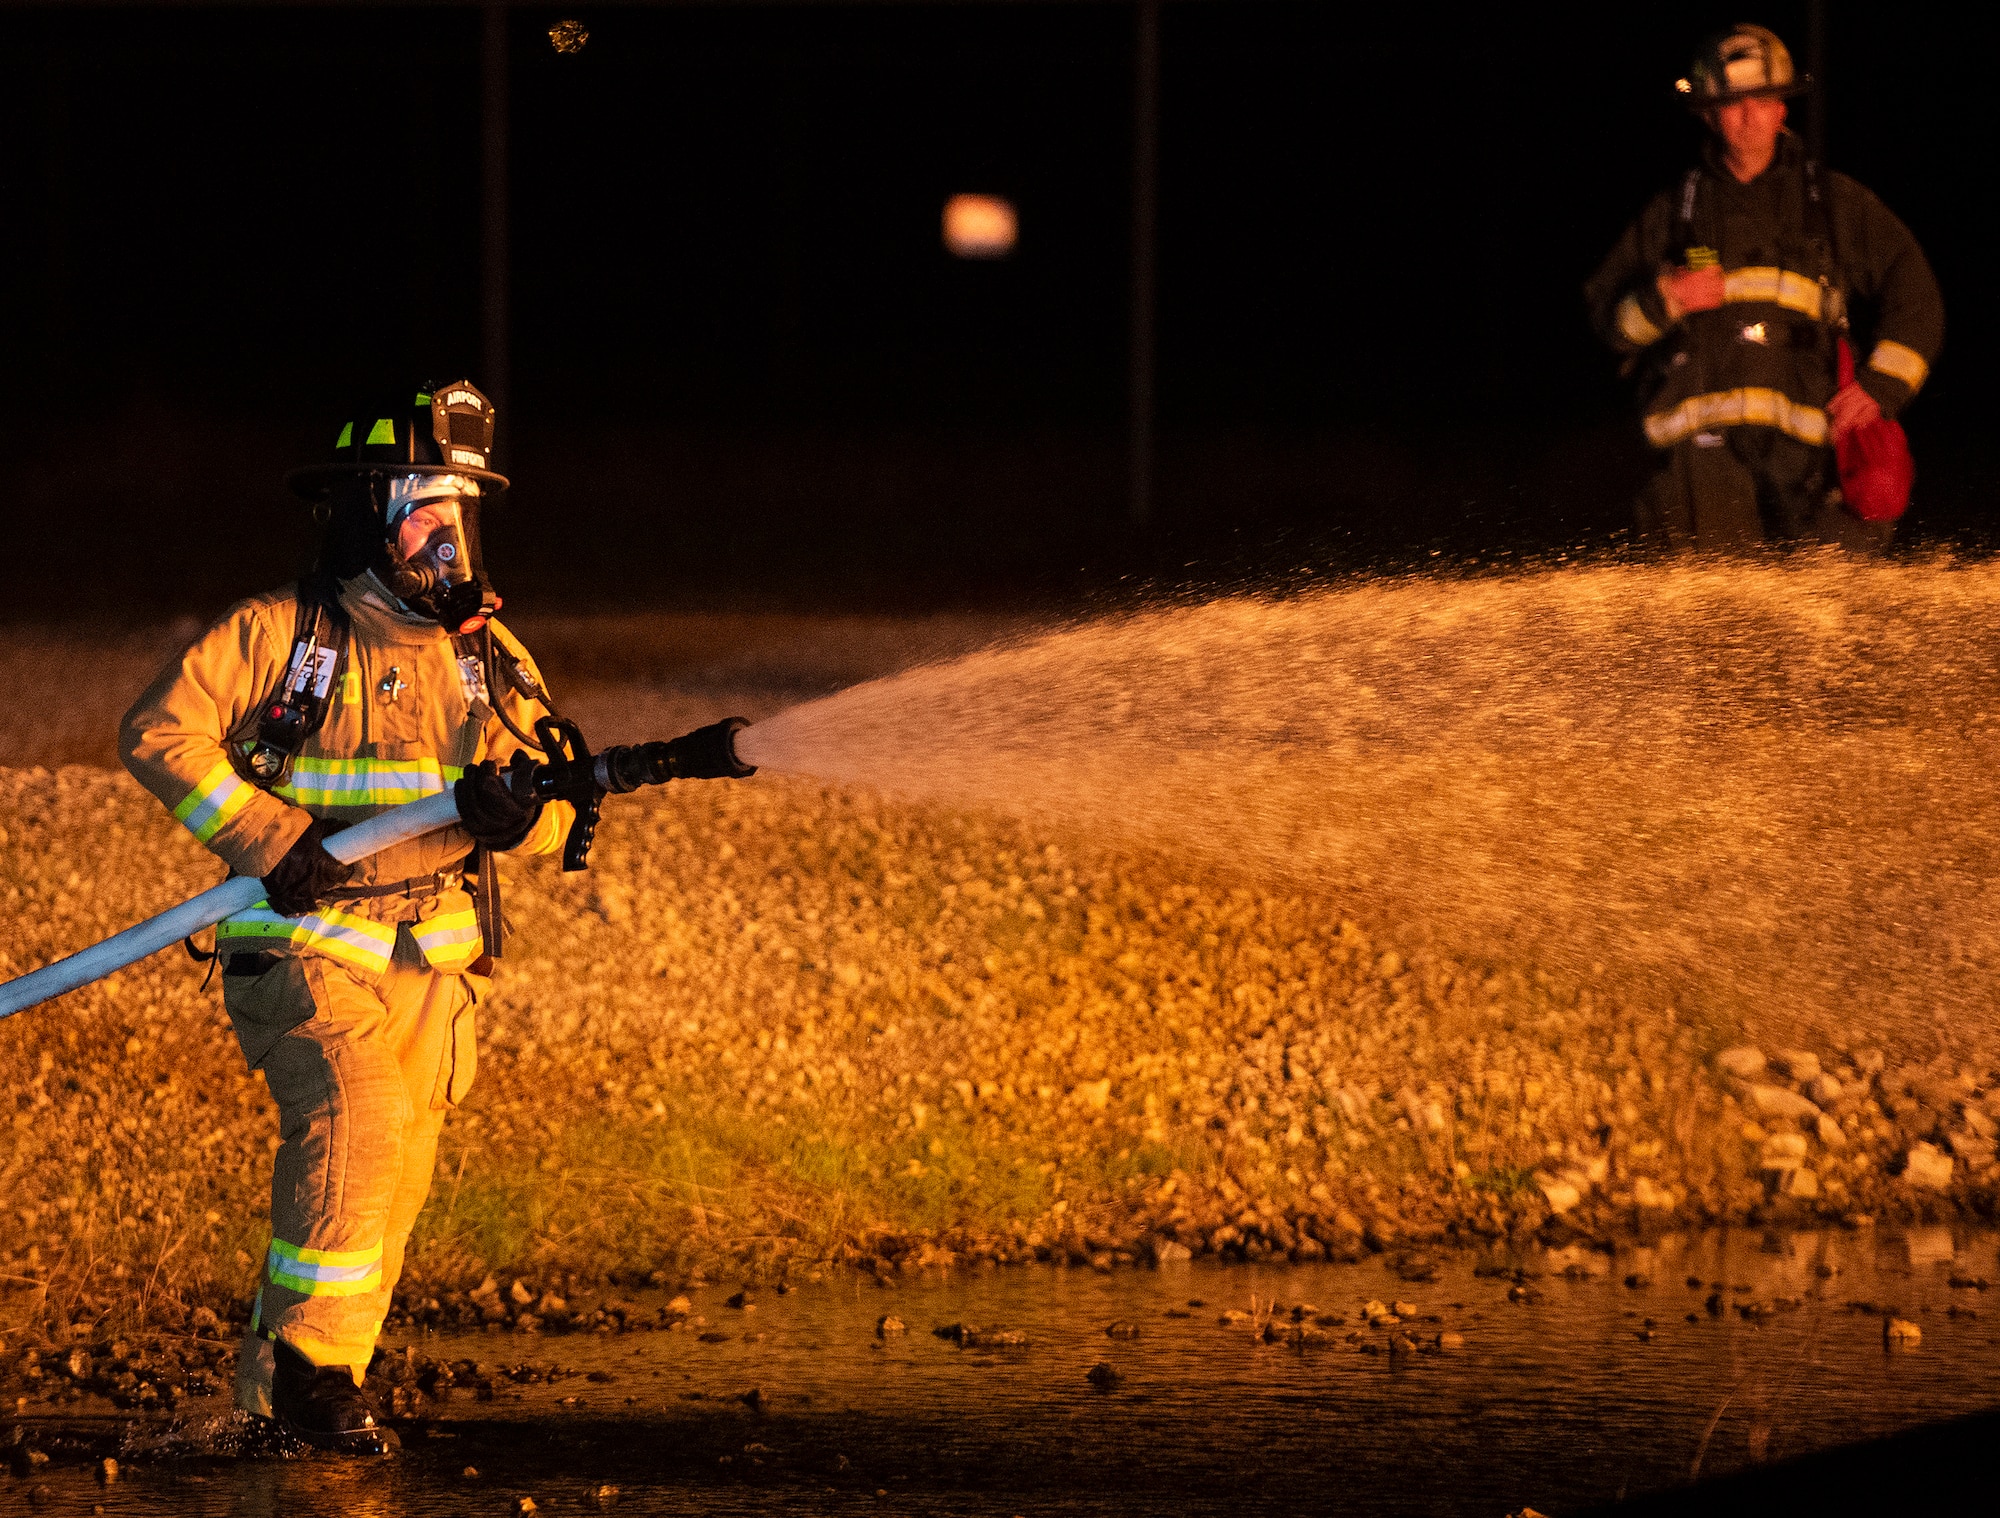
[225,931,475,1408]
[266,1236,385,1298]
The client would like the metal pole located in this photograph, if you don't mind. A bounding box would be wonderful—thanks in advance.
[1128,0,1160,529]
[1806,0,1826,165]
[482,3,511,428]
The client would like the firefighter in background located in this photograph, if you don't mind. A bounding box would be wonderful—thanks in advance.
[121,383,570,1453]
[1585,24,1942,550]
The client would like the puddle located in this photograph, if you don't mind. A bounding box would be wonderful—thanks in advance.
[10,1227,2000,1516]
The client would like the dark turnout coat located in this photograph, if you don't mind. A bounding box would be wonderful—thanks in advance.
[1586,132,1942,458]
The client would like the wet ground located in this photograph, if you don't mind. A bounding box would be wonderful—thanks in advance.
[9,1226,2000,1517]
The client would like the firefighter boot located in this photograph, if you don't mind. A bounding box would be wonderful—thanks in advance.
[270,1339,399,1455]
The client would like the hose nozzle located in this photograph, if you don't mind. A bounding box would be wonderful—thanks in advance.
[595,717,756,794]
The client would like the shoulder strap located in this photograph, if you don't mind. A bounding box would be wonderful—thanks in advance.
[1802,157,1848,332]
[227,580,352,789]
[1677,167,1701,231]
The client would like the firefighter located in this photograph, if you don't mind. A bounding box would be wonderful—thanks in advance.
[120,382,571,1453]
[1585,24,1943,550]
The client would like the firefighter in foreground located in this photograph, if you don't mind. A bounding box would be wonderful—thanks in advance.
[121,383,567,1453]
[1585,24,1942,550]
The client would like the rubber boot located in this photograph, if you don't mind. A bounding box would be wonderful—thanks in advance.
[270,1339,399,1455]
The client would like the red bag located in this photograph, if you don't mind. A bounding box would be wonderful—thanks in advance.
[1835,336,1915,522]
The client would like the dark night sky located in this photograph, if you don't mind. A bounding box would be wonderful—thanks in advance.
[1,2,1994,614]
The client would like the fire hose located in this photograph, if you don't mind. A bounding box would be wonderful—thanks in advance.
[0,716,754,1021]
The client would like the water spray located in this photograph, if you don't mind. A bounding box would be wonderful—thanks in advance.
[0,716,755,1020]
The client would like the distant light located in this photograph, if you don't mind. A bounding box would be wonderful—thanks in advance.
[943,194,1018,260]
[549,19,590,54]
[1674,77,1692,94]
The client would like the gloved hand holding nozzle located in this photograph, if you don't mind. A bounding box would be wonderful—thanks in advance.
[455,757,544,849]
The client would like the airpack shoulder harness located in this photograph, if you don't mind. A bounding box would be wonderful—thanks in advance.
[191,582,556,973]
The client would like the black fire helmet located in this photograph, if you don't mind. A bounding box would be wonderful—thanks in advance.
[286,381,509,500]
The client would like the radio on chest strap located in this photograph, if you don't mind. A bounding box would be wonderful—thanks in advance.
[230,578,351,790]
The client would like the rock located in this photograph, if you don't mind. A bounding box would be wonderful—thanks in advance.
[513,1501,538,1517]
[1816,1113,1847,1148]
[1387,1332,1418,1355]
[1883,1317,1922,1345]
[1535,1176,1581,1215]
[1632,1177,1675,1211]
[509,1279,534,1307]
[725,1291,753,1310]
[1218,1309,1252,1326]
[876,1315,906,1337]
[665,1295,692,1317]
[1902,1142,1955,1190]
[1771,1050,1822,1083]
[587,1485,623,1508]
[1782,1168,1820,1200]
[1435,1331,1465,1349]
[1390,1301,1418,1319]
[1361,1299,1392,1322]
[1085,1361,1123,1390]
[1759,1132,1809,1172]
[1963,1106,1998,1141]
[96,1458,118,1485]
[1749,1086,1822,1122]
[1807,1074,1844,1107]
[462,1467,480,1479]
[1151,1239,1193,1266]
[1716,1046,1767,1079]
[1104,1322,1141,1339]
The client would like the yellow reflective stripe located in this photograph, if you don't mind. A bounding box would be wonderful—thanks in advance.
[1868,339,1929,395]
[273,757,463,807]
[365,417,397,446]
[267,1236,383,1297]
[1616,291,1663,348]
[334,422,354,449]
[1643,388,1828,449]
[1721,266,1823,320]
[172,760,257,844]
[218,901,399,974]
[413,908,483,970]
[412,909,480,950]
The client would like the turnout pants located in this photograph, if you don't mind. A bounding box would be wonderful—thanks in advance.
[1634,427,1894,554]
[223,928,481,1414]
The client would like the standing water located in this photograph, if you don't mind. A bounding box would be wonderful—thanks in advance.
[12,1228,2000,1515]
[738,559,2000,1058]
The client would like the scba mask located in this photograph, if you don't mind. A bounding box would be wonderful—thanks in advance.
[380,474,501,634]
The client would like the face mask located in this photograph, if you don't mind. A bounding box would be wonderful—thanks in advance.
[378,475,500,632]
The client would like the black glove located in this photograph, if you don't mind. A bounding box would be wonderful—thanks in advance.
[454,758,543,850]
[262,818,355,917]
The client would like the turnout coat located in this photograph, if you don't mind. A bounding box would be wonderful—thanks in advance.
[1585,131,1942,457]
[121,574,571,1004]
